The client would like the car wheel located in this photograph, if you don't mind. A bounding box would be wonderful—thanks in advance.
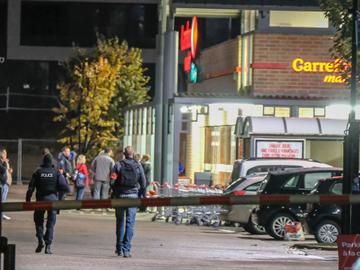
[266,213,294,240]
[244,216,266,235]
[314,220,340,243]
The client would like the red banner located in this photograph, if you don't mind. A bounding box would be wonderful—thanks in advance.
[337,234,360,270]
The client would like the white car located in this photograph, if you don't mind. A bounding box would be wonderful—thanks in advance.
[230,158,332,183]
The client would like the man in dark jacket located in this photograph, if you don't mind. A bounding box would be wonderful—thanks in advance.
[26,154,70,254]
[58,146,74,179]
[111,146,146,258]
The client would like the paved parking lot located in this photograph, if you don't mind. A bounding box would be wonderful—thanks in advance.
[1,185,338,270]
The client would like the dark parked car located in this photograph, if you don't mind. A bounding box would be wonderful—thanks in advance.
[305,177,343,243]
[253,167,342,240]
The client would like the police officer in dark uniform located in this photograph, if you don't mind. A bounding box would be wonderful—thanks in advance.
[26,154,70,254]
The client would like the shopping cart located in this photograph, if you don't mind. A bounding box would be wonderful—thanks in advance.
[149,182,223,226]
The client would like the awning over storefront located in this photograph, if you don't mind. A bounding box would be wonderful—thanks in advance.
[237,116,347,138]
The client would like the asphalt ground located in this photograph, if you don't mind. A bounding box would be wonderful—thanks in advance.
[0,184,339,270]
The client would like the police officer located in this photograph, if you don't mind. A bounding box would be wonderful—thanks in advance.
[26,153,70,254]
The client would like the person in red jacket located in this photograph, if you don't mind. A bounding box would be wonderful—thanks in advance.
[74,154,89,200]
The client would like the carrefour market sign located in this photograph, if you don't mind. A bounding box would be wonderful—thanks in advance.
[292,58,350,84]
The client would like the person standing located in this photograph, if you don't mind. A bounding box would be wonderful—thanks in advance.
[58,146,74,180]
[0,149,13,220]
[111,146,146,258]
[26,154,70,254]
[92,148,115,199]
[74,154,89,200]
[42,148,58,168]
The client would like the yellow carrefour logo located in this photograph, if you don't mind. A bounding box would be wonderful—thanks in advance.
[291,58,349,84]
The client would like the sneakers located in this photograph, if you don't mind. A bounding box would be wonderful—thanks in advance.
[115,250,131,258]
[115,250,123,256]
[45,245,52,254]
[2,215,11,220]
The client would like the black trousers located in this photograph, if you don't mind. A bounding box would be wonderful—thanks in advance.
[34,209,57,245]
[34,194,58,245]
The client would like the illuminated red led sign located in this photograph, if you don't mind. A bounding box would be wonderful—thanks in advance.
[180,16,199,74]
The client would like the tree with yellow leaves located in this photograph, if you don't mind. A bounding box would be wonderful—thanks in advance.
[53,36,149,156]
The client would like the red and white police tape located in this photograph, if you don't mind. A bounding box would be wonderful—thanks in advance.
[1,194,360,212]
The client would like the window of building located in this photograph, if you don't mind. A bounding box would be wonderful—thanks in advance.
[299,107,326,118]
[269,11,329,28]
[21,2,158,48]
[175,17,240,50]
[263,106,291,117]
[314,107,326,117]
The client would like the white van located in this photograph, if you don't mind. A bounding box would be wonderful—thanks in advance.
[230,158,332,183]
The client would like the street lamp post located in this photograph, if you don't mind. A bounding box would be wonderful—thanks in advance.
[342,0,360,234]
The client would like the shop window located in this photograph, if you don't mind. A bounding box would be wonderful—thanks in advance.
[263,106,290,117]
[314,107,326,117]
[263,106,275,116]
[299,107,314,118]
[269,11,329,28]
[299,107,326,118]
[204,125,236,166]
[275,107,290,117]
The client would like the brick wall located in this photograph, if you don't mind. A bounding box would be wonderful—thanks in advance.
[253,33,349,99]
[187,37,240,95]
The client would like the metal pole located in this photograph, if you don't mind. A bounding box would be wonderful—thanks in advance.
[154,0,169,184]
[342,0,359,234]
[16,139,22,185]
[4,245,15,270]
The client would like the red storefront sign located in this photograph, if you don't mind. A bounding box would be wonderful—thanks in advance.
[180,21,191,51]
[180,16,199,73]
[338,235,360,270]
[255,140,304,159]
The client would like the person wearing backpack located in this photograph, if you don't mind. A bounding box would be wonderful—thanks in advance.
[111,146,146,258]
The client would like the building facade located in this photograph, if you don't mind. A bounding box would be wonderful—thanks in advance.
[0,0,352,184]
[124,2,355,186]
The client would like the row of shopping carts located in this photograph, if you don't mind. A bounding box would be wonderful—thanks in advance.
[148,182,223,227]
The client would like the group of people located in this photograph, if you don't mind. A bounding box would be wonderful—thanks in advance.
[24,145,151,257]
